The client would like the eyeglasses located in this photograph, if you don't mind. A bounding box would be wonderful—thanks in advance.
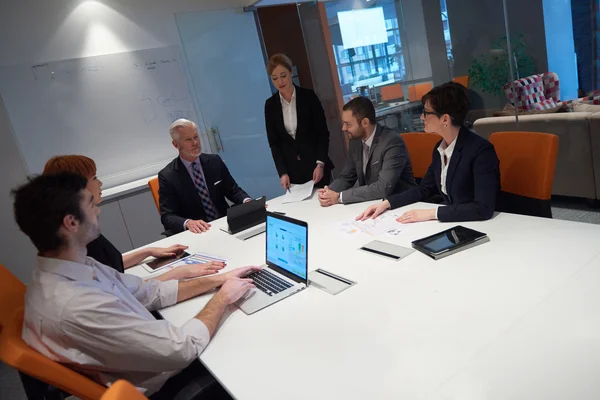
[421,110,440,118]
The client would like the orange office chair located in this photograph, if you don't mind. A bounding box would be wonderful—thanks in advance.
[381,84,404,102]
[0,263,26,327]
[0,265,106,400]
[0,306,107,400]
[148,177,160,214]
[408,82,433,102]
[400,132,441,180]
[100,380,148,400]
[490,131,559,218]
[452,75,469,88]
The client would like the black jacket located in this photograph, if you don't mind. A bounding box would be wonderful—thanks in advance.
[265,85,334,184]
[86,234,124,273]
[387,127,500,222]
[158,154,249,235]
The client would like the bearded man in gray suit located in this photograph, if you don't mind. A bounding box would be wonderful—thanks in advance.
[318,96,417,206]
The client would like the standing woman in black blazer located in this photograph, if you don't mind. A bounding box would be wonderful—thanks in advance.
[264,54,334,189]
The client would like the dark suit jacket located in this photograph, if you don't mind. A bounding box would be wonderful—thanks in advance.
[86,234,124,273]
[265,85,334,184]
[158,154,250,235]
[328,124,417,204]
[386,127,500,222]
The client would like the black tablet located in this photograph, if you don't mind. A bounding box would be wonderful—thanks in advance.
[145,250,191,271]
[411,226,489,260]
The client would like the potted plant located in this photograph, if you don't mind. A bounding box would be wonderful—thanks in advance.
[468,33,536,97]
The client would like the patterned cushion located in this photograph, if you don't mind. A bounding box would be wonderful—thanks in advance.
[532,99,557,110]
[578,93,600,105]
[559,99,575,111]
[587,89,600,97]
[504,74,547,110]
[503,72,567,110]
[542,72,560,102]
[504,84,519,106]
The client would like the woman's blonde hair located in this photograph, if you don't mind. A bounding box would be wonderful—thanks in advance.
[266,53,293,75]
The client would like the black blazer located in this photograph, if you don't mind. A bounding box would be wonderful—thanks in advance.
[386,127,500,222]
[265,85,334,184]
[86,234,124,273]
[158,154,250,235]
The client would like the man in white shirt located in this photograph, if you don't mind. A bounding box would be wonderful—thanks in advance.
[318,96,416,206]
[12,172,259,399]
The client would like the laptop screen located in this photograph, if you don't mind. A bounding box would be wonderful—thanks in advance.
[266,214,307,280]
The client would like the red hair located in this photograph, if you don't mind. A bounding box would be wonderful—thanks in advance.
[43,155,97,178]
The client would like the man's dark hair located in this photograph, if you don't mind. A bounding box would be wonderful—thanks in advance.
[12,172,88,253]
[343,96,377,125]
[422,82,470,127]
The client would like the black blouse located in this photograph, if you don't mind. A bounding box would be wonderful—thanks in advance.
[86,234,125,273]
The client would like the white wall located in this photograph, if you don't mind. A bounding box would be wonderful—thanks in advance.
[0,95,37,284]
[0,0,249,68]
[0,0,250,283]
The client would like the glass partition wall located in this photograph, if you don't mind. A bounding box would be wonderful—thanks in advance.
[253,0,600,203]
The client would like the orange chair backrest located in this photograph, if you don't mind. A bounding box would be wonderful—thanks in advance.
[0,264,26,329]
[452,76,469,88]
[100,380,148,400]
[489,131,559,200]
[408,82,433,102]
[381,84,404,102]
[148,178,160,214]
[0,307,106,400]
[400,132,441,179]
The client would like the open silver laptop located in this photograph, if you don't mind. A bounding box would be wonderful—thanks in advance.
[236,212,308,315]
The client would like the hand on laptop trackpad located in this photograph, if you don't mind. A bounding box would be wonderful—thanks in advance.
[242,288,257,300]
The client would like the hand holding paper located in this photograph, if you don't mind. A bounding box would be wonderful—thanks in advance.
[282,181,315,204]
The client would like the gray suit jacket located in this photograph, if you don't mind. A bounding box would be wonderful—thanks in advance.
[328,125,417,204]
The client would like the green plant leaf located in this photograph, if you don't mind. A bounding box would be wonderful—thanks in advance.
[468,34,536,97]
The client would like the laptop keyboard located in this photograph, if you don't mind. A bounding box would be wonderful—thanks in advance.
[247,269,293,296]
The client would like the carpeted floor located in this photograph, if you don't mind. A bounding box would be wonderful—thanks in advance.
[551,196,600,224]
[1,362,26,399]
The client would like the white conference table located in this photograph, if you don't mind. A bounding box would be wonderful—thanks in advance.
[128,194,600,400]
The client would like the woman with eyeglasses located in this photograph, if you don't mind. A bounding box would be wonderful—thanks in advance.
[356,82,500,223]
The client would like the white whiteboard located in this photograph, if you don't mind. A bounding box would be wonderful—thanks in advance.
[0,46,198,188]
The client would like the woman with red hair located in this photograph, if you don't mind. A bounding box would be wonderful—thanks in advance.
[43,155,223,280]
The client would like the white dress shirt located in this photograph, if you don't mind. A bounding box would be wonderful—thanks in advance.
[279,87,324,169]
[280,87,297,139]
[434,137,457,218]
[362,126,376,174]
[22,256,210,395]
[340,126,376,204]
[437,137,457,195]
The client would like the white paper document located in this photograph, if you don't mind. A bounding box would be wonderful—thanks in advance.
[352,213,406,236]
[144,251,228,276]
[281,180,315,204]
